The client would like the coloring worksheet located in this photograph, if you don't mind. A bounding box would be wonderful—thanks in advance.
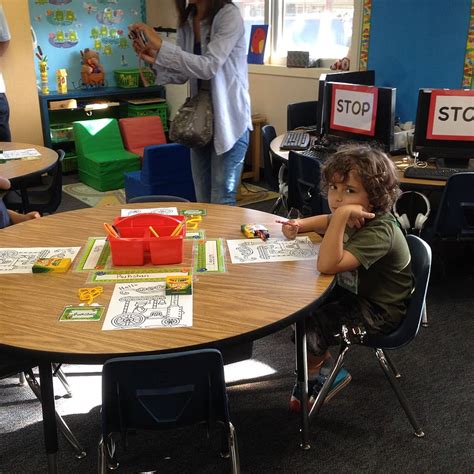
[121,207,179,217]
[226,237,318,264]
[102,281,193,330]
[0,247,81,274]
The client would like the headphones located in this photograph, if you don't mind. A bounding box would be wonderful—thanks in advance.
[393,191,431,232]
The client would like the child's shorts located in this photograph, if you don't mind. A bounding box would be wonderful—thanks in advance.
[305,286,402,356]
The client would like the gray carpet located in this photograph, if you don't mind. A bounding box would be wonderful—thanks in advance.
[1,176,473,472]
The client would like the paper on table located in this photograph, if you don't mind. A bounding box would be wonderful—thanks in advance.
[121,207,179,216]
[3,149,41,160]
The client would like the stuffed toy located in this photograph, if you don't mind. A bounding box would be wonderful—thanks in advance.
[80,48,105,87]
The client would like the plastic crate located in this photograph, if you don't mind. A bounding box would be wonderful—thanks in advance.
[127,102,168,130]
[62,153,78,173]
[50,123,74,143]
[114,69,140,88]
[139,68,155,87]
[109,213,186,266]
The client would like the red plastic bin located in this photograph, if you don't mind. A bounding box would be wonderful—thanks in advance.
[108,213,186,266]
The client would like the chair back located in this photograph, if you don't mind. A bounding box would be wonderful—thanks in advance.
[365,235,431,349]
[428,172,474,241]
[127,195,190,203]
[287,101,318,130]
[119,116,166,158]
[140,143,196,201]
[287,150,328,217]
[73,118,125,155]
[101,349,230,433]
[261,125,279,192]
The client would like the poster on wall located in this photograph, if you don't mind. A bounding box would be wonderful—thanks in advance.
[247,25,268,65]
[29,0,147,92]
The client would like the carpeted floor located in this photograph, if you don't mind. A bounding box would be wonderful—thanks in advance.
[62,179,279,208]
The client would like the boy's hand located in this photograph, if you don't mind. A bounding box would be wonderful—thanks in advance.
[334,205,375,229]
[281,220,299,240]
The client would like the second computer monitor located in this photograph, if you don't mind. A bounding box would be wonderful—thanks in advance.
[322,81,396,151]
[316,70,376,134]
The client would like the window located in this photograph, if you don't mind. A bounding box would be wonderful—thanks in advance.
[234,0,356,65]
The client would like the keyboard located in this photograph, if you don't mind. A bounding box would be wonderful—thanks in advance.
[403,166,467,181]
[297,147,331,162]
[280,131,311,151]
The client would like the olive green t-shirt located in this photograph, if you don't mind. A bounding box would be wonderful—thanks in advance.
[336,213,413,325]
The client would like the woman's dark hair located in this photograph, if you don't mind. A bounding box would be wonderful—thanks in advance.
[175,0,233,26]
[321,143,401,213]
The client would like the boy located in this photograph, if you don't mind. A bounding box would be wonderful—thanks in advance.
[0,176,40,228]
[282,144,413,412]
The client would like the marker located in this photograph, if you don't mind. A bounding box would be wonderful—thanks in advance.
[275,219,301,228]
[37,45,43,56]
[149,226,160,238]
[35,52,43,61]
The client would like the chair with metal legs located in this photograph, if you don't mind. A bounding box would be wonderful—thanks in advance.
[307,235,431,439]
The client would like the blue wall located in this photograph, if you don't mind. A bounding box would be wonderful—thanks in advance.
[368,0,471,122]
[29,0,146,92]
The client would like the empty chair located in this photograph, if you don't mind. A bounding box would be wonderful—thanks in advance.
[261,125,287,214]
[3,149,65,214]
[73,118,140,191]
[119,116,167,161]
[287,101,318,131]
[0,356,86,459]
[308,235,431,439]
[98,349,240,473]
[127,194,190,203]
[287,150,328,217]
[124,143,196,202]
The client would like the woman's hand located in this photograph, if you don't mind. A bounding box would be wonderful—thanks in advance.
[128,23,162,63]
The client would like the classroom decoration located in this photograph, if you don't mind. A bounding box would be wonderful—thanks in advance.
[461,0,474,88]
[29,0,147,91]
[247,25,268,64]
[358,0,372,71]
[80,48,105,87]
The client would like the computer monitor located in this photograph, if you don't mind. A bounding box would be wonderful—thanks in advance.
[322,81,396,151]
[413,88,474,168]
[316,70,376,134]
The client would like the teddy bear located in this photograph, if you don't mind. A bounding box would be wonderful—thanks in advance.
[80,48,105,87]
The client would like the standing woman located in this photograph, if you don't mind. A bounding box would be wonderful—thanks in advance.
[130,0,252,205]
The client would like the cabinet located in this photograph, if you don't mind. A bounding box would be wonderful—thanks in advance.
[38,86,165,171]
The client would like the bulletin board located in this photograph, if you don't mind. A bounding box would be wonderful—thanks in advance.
[359,0,472,122]
[29,0,147,92]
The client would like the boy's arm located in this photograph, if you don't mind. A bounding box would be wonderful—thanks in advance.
[317,205,374,274]
[282,214,330,239]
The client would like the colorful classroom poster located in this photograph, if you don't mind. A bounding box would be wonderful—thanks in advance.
[102,281,193,330]
[247,25,268,64]
[226,237,317,264]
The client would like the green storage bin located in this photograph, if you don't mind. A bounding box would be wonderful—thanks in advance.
[127,102,168,131]
[114,69,140,88]
[50,123,74,143]
[139,68,155,87]
[62,153,78,173]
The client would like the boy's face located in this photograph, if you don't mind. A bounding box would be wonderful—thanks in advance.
[327,170,372,213]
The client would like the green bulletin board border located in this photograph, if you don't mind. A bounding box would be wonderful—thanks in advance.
[358,0,372,71]
[462,0,474,88]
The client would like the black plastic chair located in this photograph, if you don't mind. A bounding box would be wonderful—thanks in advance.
[287,101,318,131]
[308,235,432,437]
[261,125,287,214]
[422,172,474,242]
[0,357,86,459]
[127,194,191,203]
[287,150,329,217]
[98,349,240,473]
[4,149,65,215]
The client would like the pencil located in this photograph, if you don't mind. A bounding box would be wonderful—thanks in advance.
[149,226,160,238]
[275,219,301,228]
[103,223,119,238]
[170,220,185,237]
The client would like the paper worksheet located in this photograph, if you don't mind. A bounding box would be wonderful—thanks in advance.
[226,236,318,264]
[2,149,41,159]
[120,207,179,217]
[102,281,193,330]
[0,247,81,273]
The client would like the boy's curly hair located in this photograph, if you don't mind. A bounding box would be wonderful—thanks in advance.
[321,143,401,213]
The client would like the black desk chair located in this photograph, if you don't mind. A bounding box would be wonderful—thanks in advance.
[0,356,86,459]
[287,101,318,131]
[422,172,474,242]
[261,125,287,214]
[99,349,240,473]
[309,235,432,438]
[287,150,329,217]
[4,149,65,215]
[127,195,190,203]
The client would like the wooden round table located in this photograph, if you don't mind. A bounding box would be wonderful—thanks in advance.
[0,203,334,470]
[0,142,58,181]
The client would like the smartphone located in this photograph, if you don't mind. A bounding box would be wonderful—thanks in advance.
[128,29,148,45]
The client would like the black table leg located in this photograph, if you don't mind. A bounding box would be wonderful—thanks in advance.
[295,318,310,450]
[39,363,58,474]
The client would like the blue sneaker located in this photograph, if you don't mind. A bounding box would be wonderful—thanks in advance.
[289,367,351,413]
